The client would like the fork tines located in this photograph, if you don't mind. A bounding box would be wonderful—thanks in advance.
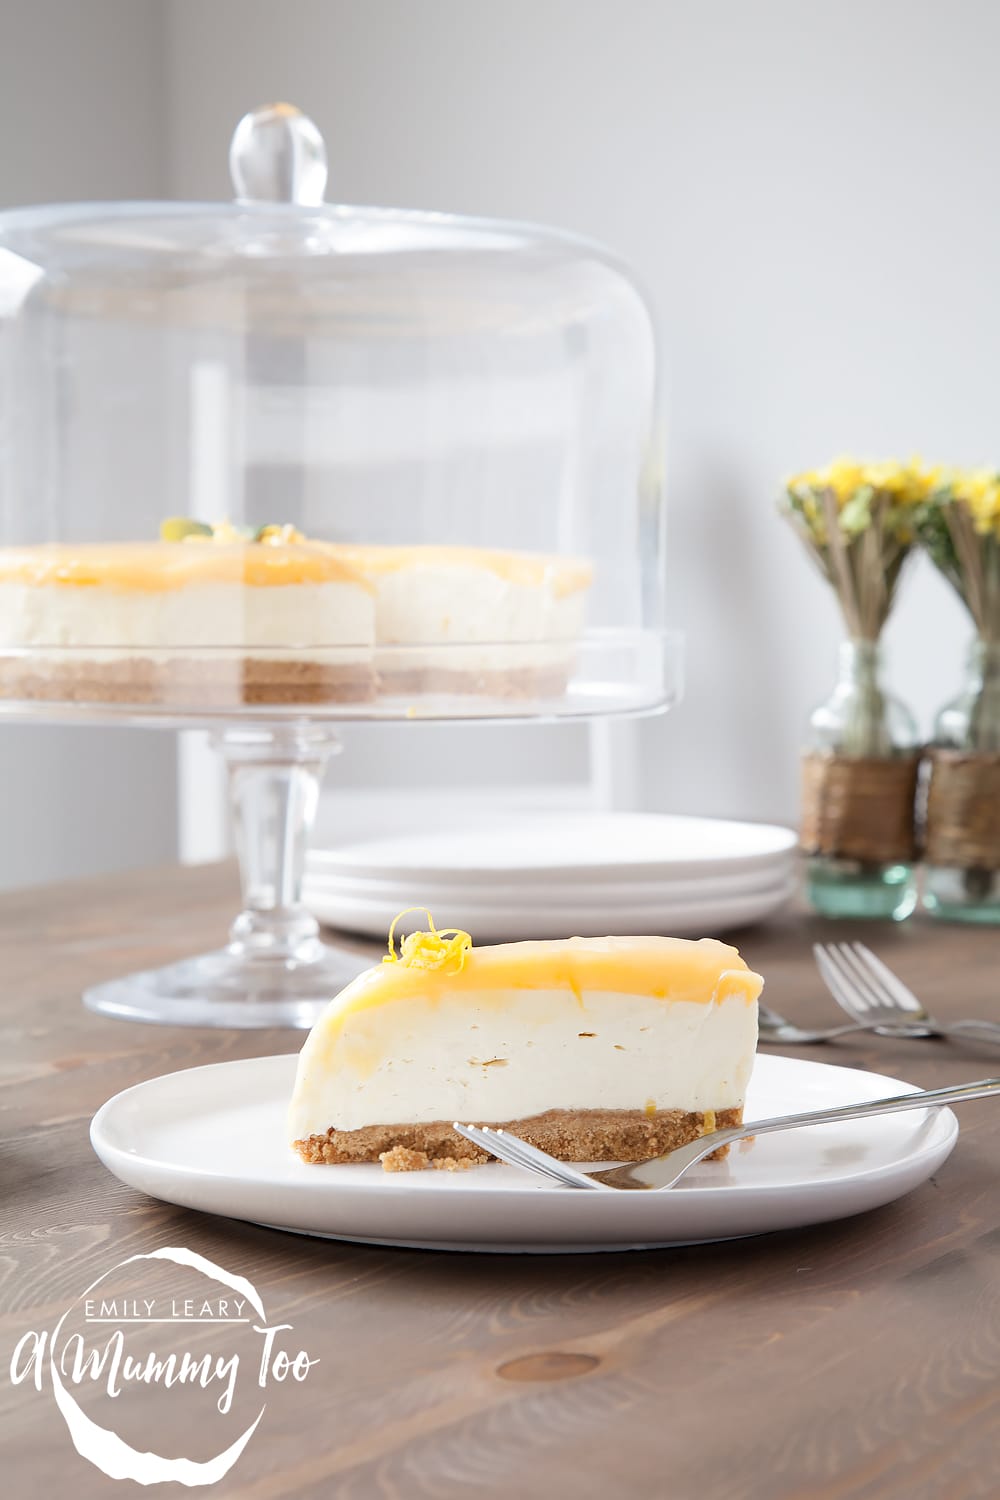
[452,1123,596,1188]
[813,940,926,1028]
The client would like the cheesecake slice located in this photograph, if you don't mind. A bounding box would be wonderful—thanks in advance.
[289,922,762,1167]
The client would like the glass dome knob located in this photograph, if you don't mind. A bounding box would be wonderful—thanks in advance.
[229,102,328,206]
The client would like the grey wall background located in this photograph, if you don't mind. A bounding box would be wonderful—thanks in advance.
[2,0,993,884]
[162,0,977,825]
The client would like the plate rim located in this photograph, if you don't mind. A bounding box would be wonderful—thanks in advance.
[301,863,797,900]
[303,879,796,913]
[306,812,800,883]
[304,889,796,940]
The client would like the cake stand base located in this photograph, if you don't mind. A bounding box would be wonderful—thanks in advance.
[83,940,371,1029]
[84,722,374,1028]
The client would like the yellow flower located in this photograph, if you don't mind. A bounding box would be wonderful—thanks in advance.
[946,467,1000,535]
[786,455,930,509]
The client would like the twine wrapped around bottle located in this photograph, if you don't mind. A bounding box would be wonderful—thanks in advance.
[924,749,1000,869]
[801,752,920,865]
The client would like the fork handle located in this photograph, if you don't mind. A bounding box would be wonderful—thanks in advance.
[949,1021,1000,1046]
[745,1076,1000,1139]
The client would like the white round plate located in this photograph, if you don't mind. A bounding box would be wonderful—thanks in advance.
[91,1053,957,1254]
[304,876,795,941]
[308,812,798,887]
[302,857,797,907]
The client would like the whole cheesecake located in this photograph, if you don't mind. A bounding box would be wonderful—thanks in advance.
[0,525,592,709]
[289,923,762,1167]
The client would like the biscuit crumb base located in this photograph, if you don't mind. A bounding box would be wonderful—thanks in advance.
[378,1145,486,1173]
[298,1106,743,1167]
[0,657,376,707]
[378,1145,430,1173]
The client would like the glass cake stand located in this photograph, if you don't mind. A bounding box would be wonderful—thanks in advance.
[0,103,679,1027]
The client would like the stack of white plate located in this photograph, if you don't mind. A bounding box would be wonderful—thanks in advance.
[303,811,798,942]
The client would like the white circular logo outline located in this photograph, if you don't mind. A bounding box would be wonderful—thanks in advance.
[48,1246,267,1487]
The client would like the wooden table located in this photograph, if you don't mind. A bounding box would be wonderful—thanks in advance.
[2,863,999,1498]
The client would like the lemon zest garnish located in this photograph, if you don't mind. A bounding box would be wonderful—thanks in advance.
[383,908,473,975]
[257,523,306,546]
[160,517,308,545]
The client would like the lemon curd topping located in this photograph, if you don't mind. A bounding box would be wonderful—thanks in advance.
[316,933,763,1030]
[0,543,372,592]
[330,544,593,599]
[0,536,590,597]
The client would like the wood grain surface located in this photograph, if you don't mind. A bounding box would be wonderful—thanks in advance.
[1,862,999,1499]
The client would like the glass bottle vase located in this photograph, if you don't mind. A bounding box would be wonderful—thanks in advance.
[923,638,1000,923]
[801,640,918,920]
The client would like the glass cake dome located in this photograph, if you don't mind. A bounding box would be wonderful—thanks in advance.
[0,104,674,723]
[0,104,680,1026]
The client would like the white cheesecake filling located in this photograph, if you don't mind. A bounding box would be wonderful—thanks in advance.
[371,566,586,673]
[0,568,582,670]
[288,988,758,1138]
[0,580,375,653]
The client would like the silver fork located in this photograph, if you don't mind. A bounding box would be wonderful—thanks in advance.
[758,1002,894,1045]
[814,942,1000,1045]
[454,1076,1000,1190]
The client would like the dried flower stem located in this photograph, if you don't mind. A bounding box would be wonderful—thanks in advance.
[943,503,1000,643]
[795,487,910,642]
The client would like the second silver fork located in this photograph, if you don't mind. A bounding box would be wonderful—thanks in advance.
[759,1002,904,1045]
[814,941,1000,1045]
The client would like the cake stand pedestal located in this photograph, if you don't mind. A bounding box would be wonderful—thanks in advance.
[64,626,683,1029]
[83,724,370,1028]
